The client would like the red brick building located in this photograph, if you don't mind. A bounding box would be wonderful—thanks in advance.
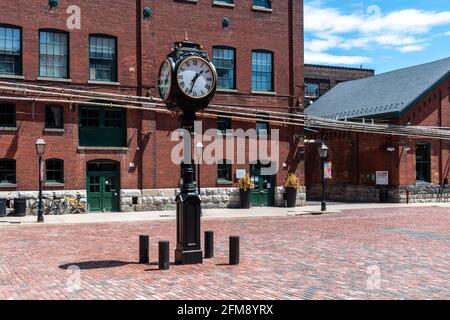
[304,64,374,107]
[305,57,450,203]
[0,0,305,212]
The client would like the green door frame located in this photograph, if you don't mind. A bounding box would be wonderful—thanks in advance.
[78,105,127,147]
[86,160,121,212]
[250,162,276,207]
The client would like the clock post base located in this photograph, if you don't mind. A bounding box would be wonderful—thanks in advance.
[175,249,203,265]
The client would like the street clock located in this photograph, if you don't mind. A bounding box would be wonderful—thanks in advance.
[157,40,217,113]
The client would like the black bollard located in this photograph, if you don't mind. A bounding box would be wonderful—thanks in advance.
[204,231,214,259]
[139,235,149,264]
[159,241,170,270]
[229,236,240,265]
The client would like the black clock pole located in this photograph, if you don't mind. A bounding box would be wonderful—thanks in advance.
[158,39,217,265]
[175,112,203,265]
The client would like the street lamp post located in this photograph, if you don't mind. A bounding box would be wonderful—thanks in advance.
[195,142,204,195]
[319,143,328,212]
[35,137,46,223]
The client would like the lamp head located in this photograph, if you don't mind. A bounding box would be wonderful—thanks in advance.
[319,143,328,159]
[35,137,46,155]
[195,141,204,153]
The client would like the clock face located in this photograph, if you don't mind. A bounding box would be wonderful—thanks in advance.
[158,59,173,100]
[177,57,216,99]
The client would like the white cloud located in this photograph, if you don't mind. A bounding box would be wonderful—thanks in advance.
[304,2,450,65]
[398,45,427,53]
[305,51,372,65]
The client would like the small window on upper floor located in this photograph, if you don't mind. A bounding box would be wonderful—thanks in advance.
[305,83,320,98]
[45,105,64,129]
[0,25,22,76]
[0,104,16,127]
[0,158,16,184]
[89,35,117,82]
[253,0,271,9]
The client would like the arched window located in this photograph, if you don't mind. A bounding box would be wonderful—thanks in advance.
[0,158,16,184]
[45,159,64,183]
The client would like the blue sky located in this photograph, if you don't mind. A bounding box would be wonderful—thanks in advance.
[304,0,450,73]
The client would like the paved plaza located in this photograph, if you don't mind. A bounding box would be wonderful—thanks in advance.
[0,205,449,300]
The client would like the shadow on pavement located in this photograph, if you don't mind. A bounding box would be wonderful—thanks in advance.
[59,260,135,270]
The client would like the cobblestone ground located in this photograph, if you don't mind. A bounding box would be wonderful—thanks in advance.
[0,207,449,300]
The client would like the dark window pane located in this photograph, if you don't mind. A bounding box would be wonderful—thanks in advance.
[80,108,100,127]
[45,105,64,128]
[253,0,271,8]
[89,176,100,192]
[256,114,269,135]
[0,104,16,127]
[218,160,232,182]
[0,158,16,184]
[104,109,122,128]
[45,159,64,183]
[416,144,431,182]
[217,116,232,133]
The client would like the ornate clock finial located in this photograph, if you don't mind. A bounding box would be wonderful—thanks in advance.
[184,31,189,41]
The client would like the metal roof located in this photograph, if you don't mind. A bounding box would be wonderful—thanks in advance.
[305,57,450,120]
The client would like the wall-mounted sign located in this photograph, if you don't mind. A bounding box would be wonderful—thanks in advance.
[376,171,389,186]
[236,169,246,179]
[324,162,332,179]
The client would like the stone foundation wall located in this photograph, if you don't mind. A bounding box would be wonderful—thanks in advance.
[0,187,307,215]
[306,184,450,203]
[122,187,307,212]
[397,185,450,203]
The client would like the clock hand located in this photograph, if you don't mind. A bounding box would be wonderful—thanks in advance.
[190,72,199,91]
[191,70,204,91]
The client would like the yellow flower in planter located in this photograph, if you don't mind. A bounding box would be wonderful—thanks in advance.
[283,173,301,191]
[238,174,254,191]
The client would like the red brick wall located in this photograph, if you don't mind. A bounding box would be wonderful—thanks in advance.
[0,0,304,192]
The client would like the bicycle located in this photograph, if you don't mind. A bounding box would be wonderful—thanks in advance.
[29,196,51,216]
[29,193,65,215]
[61,193,90,214]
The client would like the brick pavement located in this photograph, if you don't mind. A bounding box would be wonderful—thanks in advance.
[0,207,449,300]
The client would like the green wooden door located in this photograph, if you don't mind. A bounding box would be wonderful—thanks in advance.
[250,163,275,207]
[86,161,120,212]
